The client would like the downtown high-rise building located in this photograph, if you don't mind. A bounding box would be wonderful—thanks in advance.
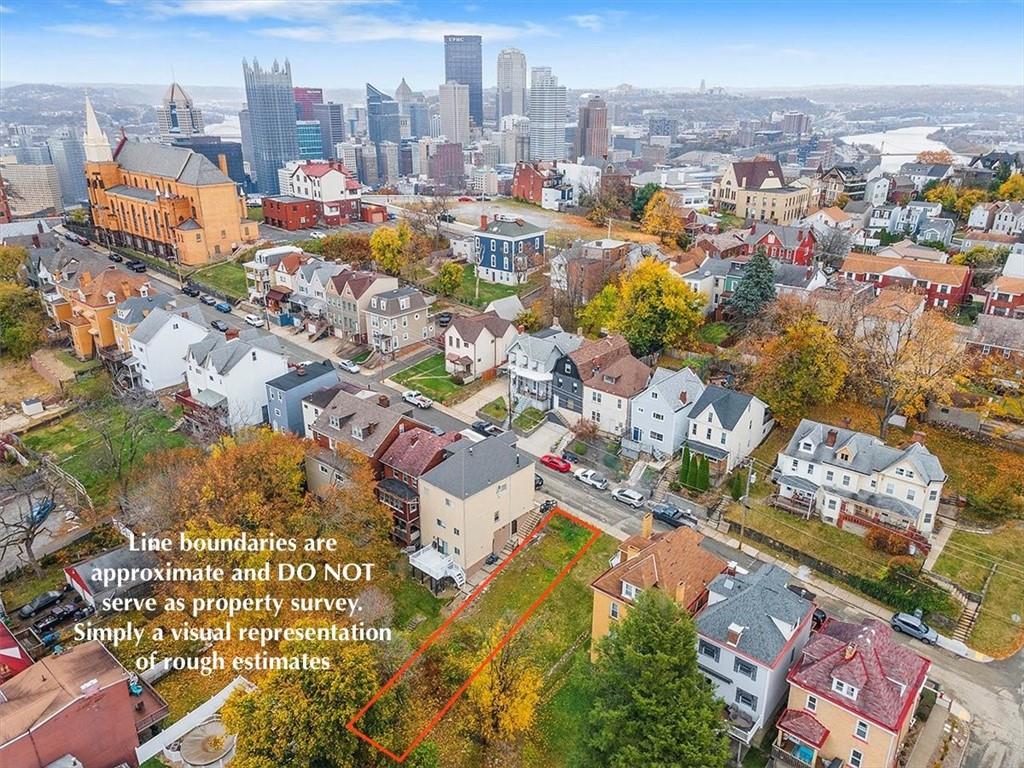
[366,83,400,183]
[438,81,470,145]
[312,102,345,160]
[296,121,324,160]
[444,35,482,127]
[238,108,255,181]
[407,103,430,139]
[574,96,608,159]
[293,86,324,120]
[242,58,300,195]
[528,67,566,161]
[496,48,527,125]
[45,131,88,206]
[498,115,530,164]
[156,82,204,142]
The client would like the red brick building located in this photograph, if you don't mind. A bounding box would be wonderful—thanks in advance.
[511,161,562,205]
[984,275,1024,318]
[743,222,817,266]
[263,195,319,230]
[840,253,971,310]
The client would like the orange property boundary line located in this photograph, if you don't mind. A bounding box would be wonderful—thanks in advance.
[347,506,602,763]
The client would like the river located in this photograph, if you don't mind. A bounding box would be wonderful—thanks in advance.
[839,125,967,173]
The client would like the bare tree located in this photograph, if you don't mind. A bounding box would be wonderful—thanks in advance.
[0,466,61,580]
[814,227,853,268]
[405,194,452,247]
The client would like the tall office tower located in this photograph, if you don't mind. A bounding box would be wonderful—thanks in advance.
[432,142,465,189]
[407,103,430,139]
[498,114,530,164]
[575,96,608,159]
[438,81,470,144]
[378,141,400,182]
[496,47,527,125]
[171,136,247,190]
[293,86,324,120]
[156,82,204,142]
[238,108,255,181]
[444,35,482,127]
[366,83,400,180]
[0,162,63,216]
[311,102,345,160]
[395,78,414,112]
[242,58,300,195]
[46,131,88,205]
[429,113,442,138]
[296,121,324,160]
[13,145,52,165]
[528,67,566,161]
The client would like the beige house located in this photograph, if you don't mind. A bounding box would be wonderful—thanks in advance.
[712,159,812,225]
[325,270,399,342]
[444,312,516,381]
[411,433,535,588]
[363,286,435,354]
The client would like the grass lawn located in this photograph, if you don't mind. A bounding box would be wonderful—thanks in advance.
[247,206,263,221]
[154,665,237,726]
[657,352,709,374]
[392,353,462,402]
[513,406,546,432]
[932,525,1024,657]
[717,213,746,231]
[480,396,508,422]
[54,350,102,374]
[192,261,248,300]
[21,398,188,505]
[391,577,445,631]
[0,359,56,403]
[698,321,732,346]
[430,263,538,308]
[352,349,372,363]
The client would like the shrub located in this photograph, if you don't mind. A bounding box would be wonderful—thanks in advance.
[451,373,465,385]
[574,441,588,456]
[864,528,911,556]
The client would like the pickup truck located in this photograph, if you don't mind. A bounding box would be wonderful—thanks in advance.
[402,390,433,409]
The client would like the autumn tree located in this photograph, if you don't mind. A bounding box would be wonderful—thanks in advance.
[815,227,853,268]
[954,188,989,220]
[436,261,463,296]
[916,149,955,165]
[997,173,1024,201]
[640,190,686,245]
[0,245,27,282]
[923,182,959,212]
[466,626,543,748]
[582,590,729,768]
[118,445,205,532]
[833,192,850,209]
[754,315,848,424]
[0,281,46,358]
[370,221,411,275]
[728,249,776,318]
[577,283,619,337]
[0,466,62,579]
[631,182,660,220]
[951,245,1007,288]
[514,306,541,332]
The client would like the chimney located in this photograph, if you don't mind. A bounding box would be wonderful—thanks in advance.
[480,214,488,230]
[81,270,93,286]
[297,365,307,376]
[844,642,858,660]
[121,280,131,297]
[825,429,838,447]
[911,430,926,445]
[679,389,688,405]
[726,623,745,647]
[725,560,738,576]
[180,311,189,320]
[674,581,688,608]
[640,511,653,540]
[31,234,40,248]
[217,153,229,176]
[378,394,390,408]
[37,221,44,234]
[80,678,100,697]
[225,328,239,340]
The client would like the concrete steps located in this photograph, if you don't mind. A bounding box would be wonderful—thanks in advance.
[952,600,980,643]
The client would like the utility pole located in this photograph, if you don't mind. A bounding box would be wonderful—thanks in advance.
[739,458,755,544]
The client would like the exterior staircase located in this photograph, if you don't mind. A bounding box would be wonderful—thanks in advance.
[501,505,548,557]
[952,600,980,643]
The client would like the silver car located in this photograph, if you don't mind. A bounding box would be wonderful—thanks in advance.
[611,488,646,509]
[890,612,939,645]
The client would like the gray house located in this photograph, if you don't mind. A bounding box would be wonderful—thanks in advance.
[266,362,340,434]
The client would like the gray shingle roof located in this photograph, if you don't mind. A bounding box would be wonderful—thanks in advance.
[509,328,584,370]
[643,366,705,410]
[266,361,336,392]
[772,261,818,289]
[366,286,428,317]
[688,384,753,430]
[421,432,529,499]
[114,293,171,324]
[187,329,284,374]
[697,564,813,666]
[477,217,545,238]
[106,184,158,202]
[114,142,232,186]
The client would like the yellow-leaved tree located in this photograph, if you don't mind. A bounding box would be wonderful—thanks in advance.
[640,190,686,244]
[465,625,543,747]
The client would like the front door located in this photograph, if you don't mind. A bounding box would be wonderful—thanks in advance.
[511,519,518,536]
[632,426,642,442]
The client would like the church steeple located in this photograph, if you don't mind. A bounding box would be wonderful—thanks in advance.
[84,96,113,163]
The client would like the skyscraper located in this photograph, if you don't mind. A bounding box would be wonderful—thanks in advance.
[239,108,255,181]
[157,82,204,142]
[242,58,300,195]
[528,67,566,161]
[171,136,248,190]
[366,83,400,182]
[312,102,345,160]
[296,121,324,160]
[496,48,527,124]
[293,86,324,120]
[444,35,482,128]
[438,81,470,145]
[575,96,608,159]
[408,103,430,139]
[46,131,88,206]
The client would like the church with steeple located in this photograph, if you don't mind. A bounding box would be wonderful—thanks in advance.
[83,97,257,266]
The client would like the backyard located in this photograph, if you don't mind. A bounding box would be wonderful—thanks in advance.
[391,353,463,402]
[429,262,540,308]
[192,261,248,301]
[479,396,508,423]
[698,321,733,346]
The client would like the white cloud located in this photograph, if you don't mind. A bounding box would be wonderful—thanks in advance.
[0,4,12,13]
[260,16,552,44]
[46,23,118,37]
[148,0,390,21]
[567,14,603,32]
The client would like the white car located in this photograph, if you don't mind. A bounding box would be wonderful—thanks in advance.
[573,468,609,490]
[338,359,361,374]
[244,314,263,327]
[611,488,646,509]
[402,390,433,409]
[308,231,326,239]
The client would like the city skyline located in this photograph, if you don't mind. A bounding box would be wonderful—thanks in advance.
[1,1,1021,90]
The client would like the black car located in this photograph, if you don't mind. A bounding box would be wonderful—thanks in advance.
[437,311,453,327]
[812,608,827,631]
[182,283,201,297]
[125,260,147,273]
[650,502,700,529]
[561,450,580,463]
[33,604,77,633]
[471,420,503,437]
[210,319,230,332]
[107,251,123,262]
[438,213,455,223]
[18,590,64,619]
[534,473,544,490]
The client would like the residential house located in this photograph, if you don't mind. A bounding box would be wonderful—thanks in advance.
[110,292,175,356]
[696,565,815,745]
[818,165,866,206]
[126,303,211,392]
[991,201,1024,236]
[1004,250,1024,277]
[917,217,955,247]
[242,244,302,303]
[0,623,32,683]
[474,213,547,285]
[627,366,705,458]
[984,274,1024,318]
[773,262,828,299]
[862,176,891,207]
[54,267,155,359]
[967,202,1000,231]
[299,383,344,438]
[266,361,340,434]
[177,329,289,432]
[801,207,853,232]
[590,518,726,653]
[291,258,347,319]
[743,223,817,265]
[263,195,319,230]
[549,238,632,303]
[867,205,898,235]
[25,238,107,293]
[890,201,943,237]
[839,253,971,310]
[674,255,746,314]
[0,641,168,768]
[779,619,930,768]
[484,295,525,322]
[378,426,460,547]
[510,161,573,211]
[695,230,746,259]
[959,230,1021,252]
[774,419,946,539]
[875,238,949,264]
[898,162,952,192]
[685,385,773,473]
[325,270,398,342]
[278,159,363,225]
[711,158,813,225]
[364,286,435,354]
[553,334,632,424]
[444,312,515,381]
[843,200,873,229]
[507,325,584,413]
[411,433,535,586]
[965,314,1024,365]
[582,356,652,437]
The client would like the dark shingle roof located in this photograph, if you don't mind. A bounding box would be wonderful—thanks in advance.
[477,217,545,238]
[689,384,753,430]
[366,286,428,317]
[421,432,528,498]
[114,142,232,186]
[106,184,158,202]
[266,362,336,392]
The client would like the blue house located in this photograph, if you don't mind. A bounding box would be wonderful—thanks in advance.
[266,361,340,435]
[474,214,546,286]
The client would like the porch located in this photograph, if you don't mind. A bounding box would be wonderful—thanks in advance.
[773,708,836,768]
[174,387,230,436]
[377,477,421,548]
[681,440,730,478]
[837,500,931,553]
[409,545,466,592]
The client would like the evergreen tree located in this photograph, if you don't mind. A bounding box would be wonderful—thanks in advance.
[631,182,660,220]
[685,454,700,488]
[581,591,730,768]
[698,456,711,491]
[730,472,744,501]
[728,249,776,318]
[680,445,692,485]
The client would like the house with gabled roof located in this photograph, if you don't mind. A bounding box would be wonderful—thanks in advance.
[743,223,817,266]
[364,286,435,354]
[444,312,515,381]
[473,213,547,285]
[127,303,213,393]
[778,618,930,768]
[552,334,632,424]
[840,253,971,311]
[685,385,773,473]
[773,419,946,539]
[626,366,705,457]
[325,270,398,342]
[507,324,584,413]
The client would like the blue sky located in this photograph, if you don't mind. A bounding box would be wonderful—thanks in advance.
[1,0,1022,91]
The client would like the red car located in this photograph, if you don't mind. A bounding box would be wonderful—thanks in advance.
[540,454,572,473]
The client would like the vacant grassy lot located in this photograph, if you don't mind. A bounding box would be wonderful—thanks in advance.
[698,321,732,346]
[193,261,248,300]
[0,359,56,404]
[513,407,546,432]
[392,353,462,402]
[933,525,1024,657]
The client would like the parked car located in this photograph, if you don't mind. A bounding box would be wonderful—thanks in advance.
[428,425,446,436]
[214,301,232,313]
[561,450,580,463]
[33,603,78,633]
[458,196,473,202]
[573,468,609,490]
[438,213,456,223]
[210,319,230,332]
[74,234,90,246]
[540,454,572,473]
[244,313,263,327]
[125,259,147,273]
[539,499,557,514]
[182,282,201,297]
[18,590,64,619]
[436,311,453,327]
[471,420,503,437]
[611,488,646,509]
[107,251,123,262]
[338,359,361,374]
[402,390,433,409]
[200,294,218,306]
[27,498,55,526]
[534,474,544,490]
[72,603,96,622]
[309,231,326,239]
[890,612,938,644]
[650,502,699,529]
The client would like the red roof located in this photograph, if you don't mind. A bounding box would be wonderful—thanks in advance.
[0,623,33,683]
[380,428,458,477]
[777,709,830,748]
[787,619,930,732]
[294,160,357,180]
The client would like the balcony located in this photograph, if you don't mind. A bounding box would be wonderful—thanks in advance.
[772,742,823,768]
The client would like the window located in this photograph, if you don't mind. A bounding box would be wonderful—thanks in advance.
[827,498,837,511]
[706,428,712,440]
[832,678,858,699]
[849,749,864,768]
[842,475,851,487]
[621,582,638,600]
[436,518,445,528]
[650,431,664,441]
[698,640,720,662]
[906,488,916,501]
[791,459,799,470]
[453,527,460,536]
[720,433,726,445]
[800,441,812,452]
[609,602,619,620]
[805,695,817,712]
[855,720,869,740]
[592,391,602,403]
[653,412,665,421]
[885,482,895,495]
[733,658,757,680]
[929,489,938,501]
[825,470,834,482]
[734,689,758,711]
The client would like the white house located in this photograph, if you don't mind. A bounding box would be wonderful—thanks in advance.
[685,385,773,473]
[581,354,652,437]
[898,163,952,193]
[773,419,947,537]
[695,564,815,745]
[967,202,999,232]
[862,176,891,207]
[127,305,210,393]
[991,201,1024,236]
[184,329,290,430]
[444,312,516,381]
[627,367,705,458]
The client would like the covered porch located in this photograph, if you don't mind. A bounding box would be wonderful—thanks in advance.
[835,492,932,552]
[773,709,834,768]
[681,440,730,479]
[771,472,818,518]
[377,477,421,548]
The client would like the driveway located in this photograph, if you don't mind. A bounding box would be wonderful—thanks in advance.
[516,421,569,459]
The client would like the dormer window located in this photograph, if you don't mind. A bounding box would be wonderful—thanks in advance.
[106,291,117,304]
[621,582,639,600]
[399,297,409,310]
[800,441,813,452]
[832,678,858,700]
[837,450,850,462]
[351,426,363,440]
[329,416,340,429]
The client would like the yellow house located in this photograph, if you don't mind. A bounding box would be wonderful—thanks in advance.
[82,97,257,267]
[711,158,812,225]
[110,293,176,354]
[590,516,726,659]
[56,268,153,359]
[775,618,930,768]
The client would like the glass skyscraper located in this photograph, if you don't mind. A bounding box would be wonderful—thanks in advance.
[296,121,324,160]
[46,132,88,206]
[367,83,400,181]
[311,102,345,160]
[444,35,482,128]
[242,57,300,195]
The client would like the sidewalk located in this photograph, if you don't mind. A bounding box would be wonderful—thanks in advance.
[262,322,339,359]
[924,521,955,571]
